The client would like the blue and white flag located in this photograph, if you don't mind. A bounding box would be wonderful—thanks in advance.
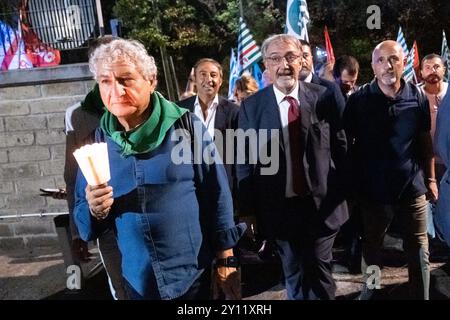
[403,44,416,83]
[285,0,310,41]
[396,26,409,57]
[441,30,450,81]
[228,48,240,100]
[251,63,264,90]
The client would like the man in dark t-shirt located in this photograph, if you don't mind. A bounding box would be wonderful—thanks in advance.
[344,40,434,300]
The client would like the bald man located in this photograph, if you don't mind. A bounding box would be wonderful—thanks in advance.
[343,40,433,300]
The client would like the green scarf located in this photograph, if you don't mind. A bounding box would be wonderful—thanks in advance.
[100,91,188,156]
[81,84,105,117]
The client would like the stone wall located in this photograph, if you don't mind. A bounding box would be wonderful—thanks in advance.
[0,63,94,248]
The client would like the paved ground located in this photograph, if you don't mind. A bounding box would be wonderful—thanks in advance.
[0,234,449,300]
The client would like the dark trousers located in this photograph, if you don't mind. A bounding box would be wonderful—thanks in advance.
[360,195,430,299]
[98,229,126,300]
[274,197,338,300]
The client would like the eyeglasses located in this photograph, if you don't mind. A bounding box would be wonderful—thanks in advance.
[266,53,301,65]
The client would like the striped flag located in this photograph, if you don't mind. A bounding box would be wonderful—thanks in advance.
[0,20,33,70]
[396,26,409,56]
[237,17,262,73]
[441,30,450,81]
[403,43,417,83]
[285,0,310,41]
[228,48,240,100]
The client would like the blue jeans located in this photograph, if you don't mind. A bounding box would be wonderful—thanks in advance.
[426,202,436,239]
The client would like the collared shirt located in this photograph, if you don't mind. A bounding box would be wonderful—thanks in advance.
[74,115,244,299]
[194,95,219,139]
[419,82,448,143]
[344,79,431,204]
[420,82,448,164]
[303,72,313,83]
[273,82,300,198]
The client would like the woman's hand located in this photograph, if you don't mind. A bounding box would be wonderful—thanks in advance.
[85,183,114,220]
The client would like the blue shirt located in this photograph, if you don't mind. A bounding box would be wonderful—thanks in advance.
[344,79,430,204]
[74,114,245,299]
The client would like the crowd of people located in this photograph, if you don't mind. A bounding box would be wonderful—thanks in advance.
[62,34,450,300]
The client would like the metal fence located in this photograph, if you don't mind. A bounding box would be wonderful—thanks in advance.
[27,0,98,50]
[0,0,100,52]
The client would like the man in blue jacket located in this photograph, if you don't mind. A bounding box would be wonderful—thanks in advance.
[74,38,245,300]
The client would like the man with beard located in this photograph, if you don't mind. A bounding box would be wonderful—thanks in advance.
[237,34,348,300]
[298,40,346,116]
[343,40,434,300]
[333,55,360,101]
[419,54,448,240]
[420,54,448,158]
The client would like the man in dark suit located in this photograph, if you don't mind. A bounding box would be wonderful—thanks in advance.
[237,34,348,300]
[299,39,362,274]
[177,58,239,191]
[332,55,360,101]
[298,39,346,115]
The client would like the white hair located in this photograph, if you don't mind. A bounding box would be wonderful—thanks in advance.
[89,38,157,81]
[261,34,302,60]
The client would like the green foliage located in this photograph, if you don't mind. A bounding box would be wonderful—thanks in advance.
[114,0,217,50]
[111,0,450,93]
[0,0,19,27]
[113,0,282,95]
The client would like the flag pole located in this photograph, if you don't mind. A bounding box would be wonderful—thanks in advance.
[238,0,244,76]
[95,0,105,36]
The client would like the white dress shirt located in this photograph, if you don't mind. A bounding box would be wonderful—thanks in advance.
[303,72,313,83]
[194,95,219,139]
[273,82,300,198]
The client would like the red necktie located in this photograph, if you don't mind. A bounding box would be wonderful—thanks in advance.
[285,96,306,196]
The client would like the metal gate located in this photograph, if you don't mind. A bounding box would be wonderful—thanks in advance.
[27,0,98,50]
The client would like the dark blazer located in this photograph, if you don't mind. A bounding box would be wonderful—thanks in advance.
[237,83,349,238]
[177,95,239,192]
[176,95,239,133]
[310,74,346,117]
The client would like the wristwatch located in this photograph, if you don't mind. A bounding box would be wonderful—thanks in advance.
[214,256,240,268]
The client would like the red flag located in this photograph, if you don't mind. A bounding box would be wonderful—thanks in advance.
[413,41,420,68]
[324,26,335,64]
[21,22,61,67]
[413,40,421,82]
[19,1,61,68]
